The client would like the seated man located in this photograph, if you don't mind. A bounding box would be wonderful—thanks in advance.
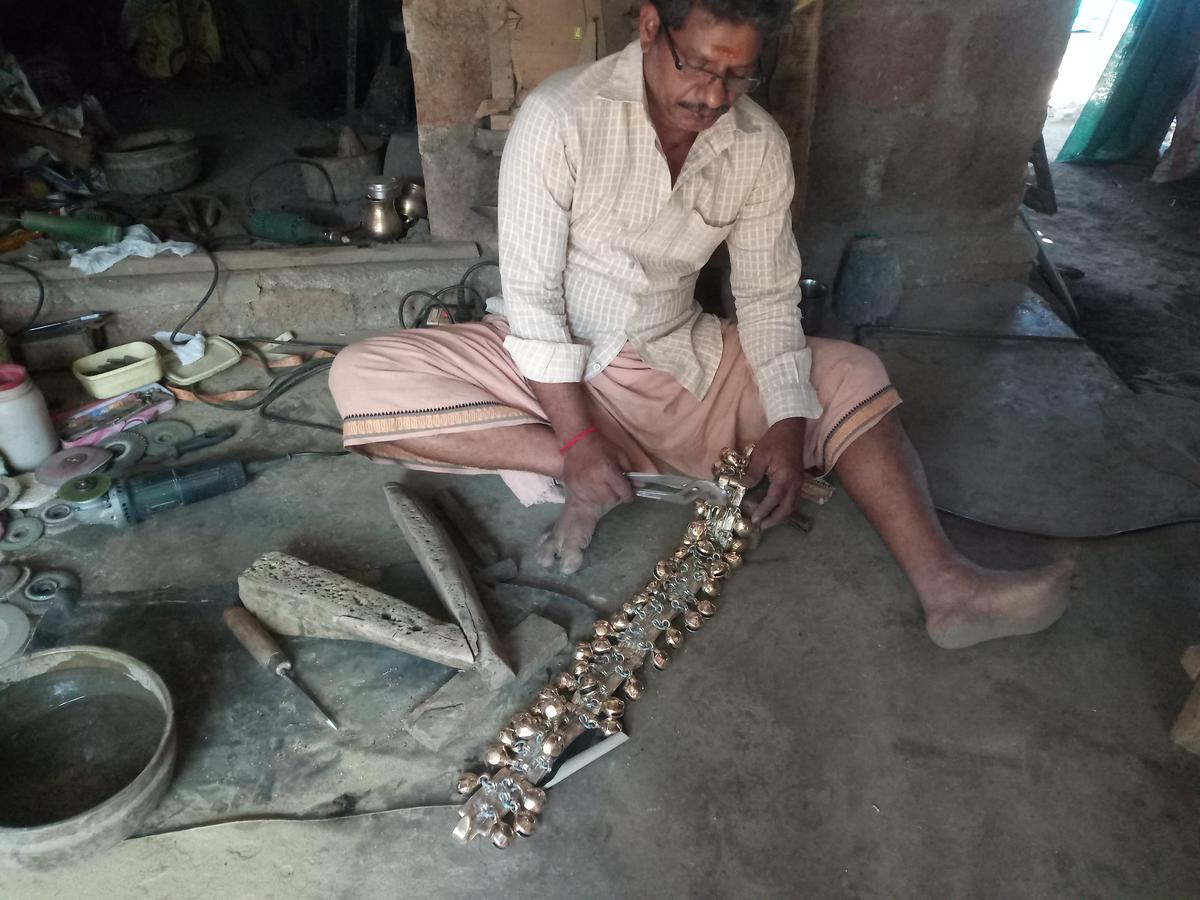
[330,0,1072,649]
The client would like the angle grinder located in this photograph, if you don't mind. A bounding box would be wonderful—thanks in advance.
[65,457,250,528]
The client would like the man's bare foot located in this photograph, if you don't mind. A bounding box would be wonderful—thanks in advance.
[922,558,1076,649]
[535,493,613,575]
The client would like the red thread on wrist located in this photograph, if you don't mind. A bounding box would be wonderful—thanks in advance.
[559,426,599,455]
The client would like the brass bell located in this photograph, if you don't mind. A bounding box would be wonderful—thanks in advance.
[555,672,578,692]
[701,578,721,597]
[610,611,630,631]
[673,547,691,562]
[724,551,744,569]
[573,642,593,660]
[645,579,664,595]
[697,598,718,617]
[720,448,744,469]
[522,785,546,812]
[539,694,567,719]
[694,499,711,517]
[600,697,625,718]
[685,520,707,542]
[513,713,539,738]
[622,600,638,616]
[484,743,509,767]
[456,773,479,795]
[593,619,612,638]
[542,732,566,757]
[664,626,684,647]
[514,811,537,836]
[695,539,717,558]
[491,822,515,849]
[624,674,645,700]
[580,673,605,693]
[592,637,614,654]
[599,717,624,737]
[654,559,676,580]
[651,648,670,670]
[729,538,747,553]
[733,516,752,537]
[499,727,517,746]
[570,658,591,677]
[633,592,650,606]
[683,610,704,631]
[708,558,730,579]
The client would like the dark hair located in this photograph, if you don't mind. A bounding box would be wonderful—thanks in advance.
[651,0,795,38]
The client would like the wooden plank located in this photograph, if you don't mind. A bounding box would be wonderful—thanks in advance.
[238,551,474,670]
[384,483,514,688]
[0,113,94,169]
[763,0,823,224]
[0,241,482,284]
[487,0,517,104]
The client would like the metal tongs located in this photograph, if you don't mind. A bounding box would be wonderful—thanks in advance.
[627,472,837,506]
[626,472,728,505]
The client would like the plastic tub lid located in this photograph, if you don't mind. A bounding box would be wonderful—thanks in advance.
[0,364,29,392]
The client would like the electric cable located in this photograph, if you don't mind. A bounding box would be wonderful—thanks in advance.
[244,159,338,216]
[0,259,46,334]
[167,244,220,345]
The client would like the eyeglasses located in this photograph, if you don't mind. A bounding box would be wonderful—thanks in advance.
[661,27,763,96]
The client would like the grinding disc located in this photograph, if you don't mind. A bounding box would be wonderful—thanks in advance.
[11,473,57,511]
[57,473,113,504]
[0,565,30,601]
[99,431,149,476]
[37,501,79,535]
[14,569,81,614]
[139,420,195,457]
[0,516,45,552]
[34,446,113,488]
[0,475,20,513]
[0,603,31,664]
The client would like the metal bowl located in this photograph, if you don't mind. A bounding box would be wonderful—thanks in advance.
[0,646,176,870]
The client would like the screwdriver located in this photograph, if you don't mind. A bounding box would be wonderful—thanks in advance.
[223,606,339,730]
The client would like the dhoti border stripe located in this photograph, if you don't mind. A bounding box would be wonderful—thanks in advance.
[342,402,538,440]
[821,384,901,473]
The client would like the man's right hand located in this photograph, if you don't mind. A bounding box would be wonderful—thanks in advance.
[561,431,635,506]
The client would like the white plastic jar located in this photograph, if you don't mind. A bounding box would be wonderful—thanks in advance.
[0,364,59,471]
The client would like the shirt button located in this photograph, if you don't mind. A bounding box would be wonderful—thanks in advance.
[592,364,601,372]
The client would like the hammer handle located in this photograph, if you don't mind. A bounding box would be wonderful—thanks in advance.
[223,606,288,675]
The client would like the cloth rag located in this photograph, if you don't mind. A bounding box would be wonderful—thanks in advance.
[70,224,198,275]
[154,331,207,365]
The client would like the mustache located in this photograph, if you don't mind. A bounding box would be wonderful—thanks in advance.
[678,102,730,118]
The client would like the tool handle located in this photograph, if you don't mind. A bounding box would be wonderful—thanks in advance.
[223,606,288,675]
[173,426,236,457]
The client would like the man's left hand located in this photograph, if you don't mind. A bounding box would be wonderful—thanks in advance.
[745,417,808,529]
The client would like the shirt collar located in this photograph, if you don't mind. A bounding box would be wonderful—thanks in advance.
[598,39,742,149]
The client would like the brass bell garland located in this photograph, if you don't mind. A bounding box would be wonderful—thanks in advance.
[453,446,758,848]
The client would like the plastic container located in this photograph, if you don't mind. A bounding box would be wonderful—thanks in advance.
[163,335,241,385]
[71,342,163,400]
[0,365,59,472]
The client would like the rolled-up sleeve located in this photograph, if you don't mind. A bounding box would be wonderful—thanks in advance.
[727,131,822,425]
[497,94,589,383]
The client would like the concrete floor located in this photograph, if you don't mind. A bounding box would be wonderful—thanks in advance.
[4,312,1200,896]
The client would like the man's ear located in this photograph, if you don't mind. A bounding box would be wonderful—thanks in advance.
[639,3,662,52]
